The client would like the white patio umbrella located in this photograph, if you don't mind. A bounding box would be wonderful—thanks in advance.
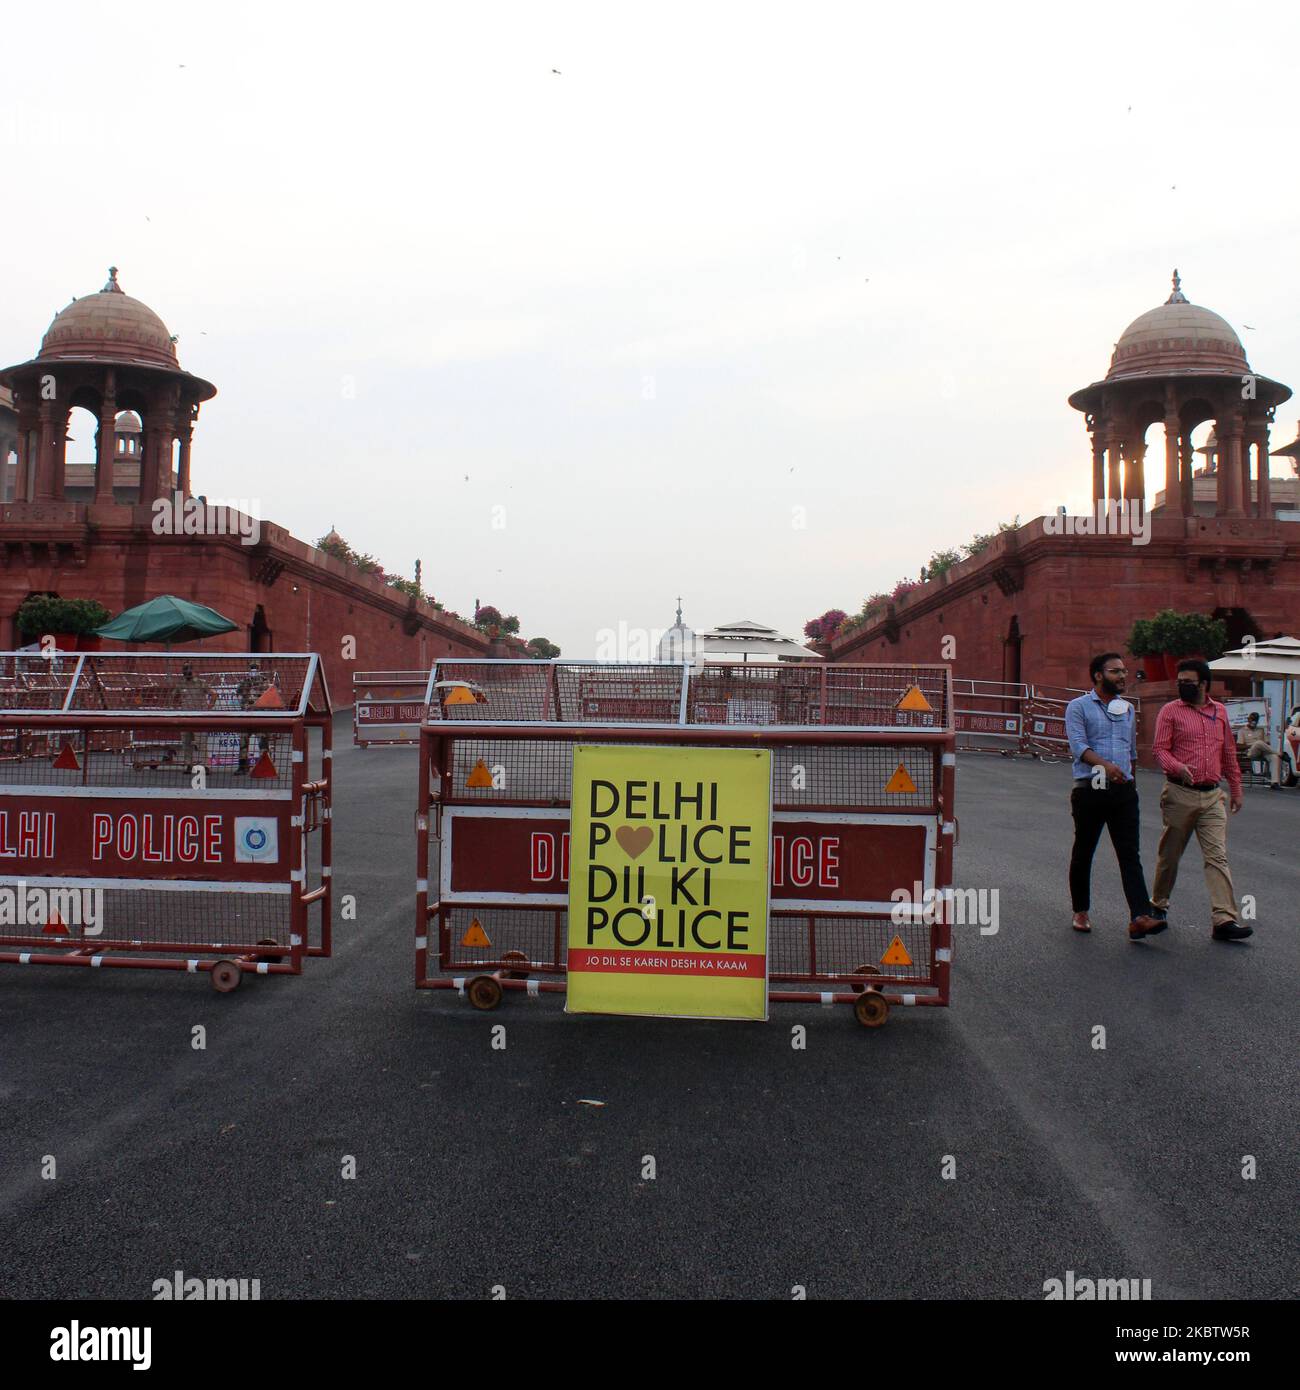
[1209,635,1300,679]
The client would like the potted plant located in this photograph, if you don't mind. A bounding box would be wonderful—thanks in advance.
[1179,613,1227,663]
[1153,610,1229,669]
[16,596,112,651]
[1126,617,1165,682]
[1149,609,1190,680]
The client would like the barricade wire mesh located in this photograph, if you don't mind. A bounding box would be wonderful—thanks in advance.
[0,887,293,952]
[430,906,934,986]
[0,725,295,790]
[439,738,937,809]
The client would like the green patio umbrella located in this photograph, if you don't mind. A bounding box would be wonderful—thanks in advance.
[96,596,239,646]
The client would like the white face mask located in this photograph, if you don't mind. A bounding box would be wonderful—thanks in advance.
[1107,698,1132,717]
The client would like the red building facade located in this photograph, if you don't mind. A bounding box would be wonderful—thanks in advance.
[0,269,489,697]
[831,274,1300,737]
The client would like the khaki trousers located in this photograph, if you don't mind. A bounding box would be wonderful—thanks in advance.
[1150,782,1238,927]
[1242,740,1281,783]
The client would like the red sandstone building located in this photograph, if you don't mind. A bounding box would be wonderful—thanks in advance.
[831,273,1300,696]
[0,269,491,696]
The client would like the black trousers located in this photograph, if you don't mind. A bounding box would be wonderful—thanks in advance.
[1069,778,1152,917]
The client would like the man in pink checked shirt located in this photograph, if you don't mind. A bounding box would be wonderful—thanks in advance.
[1150,659,1252,942]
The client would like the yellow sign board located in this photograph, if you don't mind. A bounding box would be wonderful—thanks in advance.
[567,745,772,1020]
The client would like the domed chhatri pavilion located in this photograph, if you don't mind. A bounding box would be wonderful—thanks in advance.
[1068,271,1291,519]
[2,267,216,505]
[0,267,490,682]
[833,272,1300,755]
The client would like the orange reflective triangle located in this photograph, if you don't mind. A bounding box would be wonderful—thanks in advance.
[460,918,491,948]
[250,749,278,779]
[896,684,933,713]
[465,759,494,788]
[42,909,69,936]
[253,684,284,709]
[53,742,81,771]
[884,762,918,794]
[881,935,913,967]
[445,684,477,706]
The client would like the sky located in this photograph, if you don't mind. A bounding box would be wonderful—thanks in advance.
[5,0,1299,656]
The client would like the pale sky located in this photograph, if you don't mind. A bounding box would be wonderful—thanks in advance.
[5,1,1299,656]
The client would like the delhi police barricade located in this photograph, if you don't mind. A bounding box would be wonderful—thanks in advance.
[1021,684,1143,761]
[952,678,1026,754]
[415,659,955,1028]
[353,670,427,748]
[0,652,332,992]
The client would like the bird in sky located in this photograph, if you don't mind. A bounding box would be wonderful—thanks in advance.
[1243,324,1256,330]
[552,68,562,75]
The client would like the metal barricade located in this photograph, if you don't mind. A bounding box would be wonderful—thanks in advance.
[353,670,427,747]
[952,678,1026,753]
[416,660,956,1027]
[1020,684,1141,762]
[0,652,332,991]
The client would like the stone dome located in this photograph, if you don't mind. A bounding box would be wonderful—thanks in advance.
[1106,271,1247,381]
[38,267,179,370]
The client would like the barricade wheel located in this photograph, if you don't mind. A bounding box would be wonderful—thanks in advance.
[211,960,242,994]
[854,989,889,1028]
[501,950,530,980]
[467,974,503,1010]
[850,964,882,993]
[254,938,285,964]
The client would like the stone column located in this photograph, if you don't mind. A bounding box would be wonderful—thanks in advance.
[1256,427,1272,518]
[1091,433,1105,504]
[1107,436,1122,502]
[177,417,193,498]
[96,375,117,502]
[51,408,68,501]
[35,399,56,501]
[139,402,174,506]
[1164,413,1182,514]
[1223,415,1245,518]
[1125,441,1146,503]
[1180,434,1195,514]
[14,410,35,502]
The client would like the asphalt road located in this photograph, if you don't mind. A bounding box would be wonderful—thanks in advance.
[1,719,1296,1301]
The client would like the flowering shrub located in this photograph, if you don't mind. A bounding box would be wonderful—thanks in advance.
[804,609,849,642]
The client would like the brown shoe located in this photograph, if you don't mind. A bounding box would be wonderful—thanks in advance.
[1071,912,1092,933]
[1128,914,1167,940]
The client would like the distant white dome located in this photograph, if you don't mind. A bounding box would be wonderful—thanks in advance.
[658,620,700,665]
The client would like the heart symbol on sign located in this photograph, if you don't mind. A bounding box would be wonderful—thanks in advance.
[615,825,654,858]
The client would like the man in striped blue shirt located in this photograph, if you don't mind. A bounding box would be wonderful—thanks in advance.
[1063,652,1163,940]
